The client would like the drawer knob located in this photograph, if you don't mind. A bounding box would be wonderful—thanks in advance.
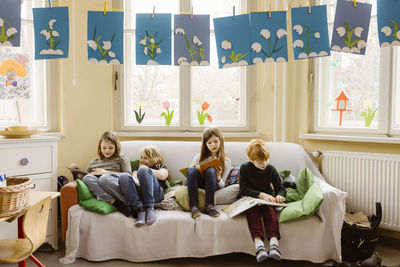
[20,158,29,166]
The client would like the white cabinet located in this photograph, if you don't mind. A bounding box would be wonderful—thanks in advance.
[0,136,60,249]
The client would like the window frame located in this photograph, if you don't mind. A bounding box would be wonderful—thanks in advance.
[114,0,253,133]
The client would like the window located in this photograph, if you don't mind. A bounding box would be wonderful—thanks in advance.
[0,0,54,129]
[313,0,399,136]
[115,0,250,132]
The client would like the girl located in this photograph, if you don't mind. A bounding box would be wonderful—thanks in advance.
[70,131,132,216]
[239,139,286,262]
[186,127,231,219]
[119,146,168,227]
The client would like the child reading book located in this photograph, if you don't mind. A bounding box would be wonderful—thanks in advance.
[186,127,231,219]
[239,139,286,263]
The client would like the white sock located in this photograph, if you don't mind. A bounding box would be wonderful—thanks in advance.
[255,239,264,249]
[270,237,279,247]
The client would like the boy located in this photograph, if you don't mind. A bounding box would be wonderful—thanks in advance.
[239,139,286,262]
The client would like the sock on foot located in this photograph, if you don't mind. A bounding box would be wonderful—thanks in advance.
[268,238,281,261]
[135,207,145,227]
[145,207,156,226]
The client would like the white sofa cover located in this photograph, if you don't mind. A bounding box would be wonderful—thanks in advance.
[61,141,347,264]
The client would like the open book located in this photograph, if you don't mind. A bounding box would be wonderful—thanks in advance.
[179,156,223,177]
[66,166,89,179]
[222,196,287,218]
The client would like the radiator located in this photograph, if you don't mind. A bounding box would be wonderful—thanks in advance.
[322,151,400,232]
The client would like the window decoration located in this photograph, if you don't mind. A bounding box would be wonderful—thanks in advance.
[136,13,171,65]
[174,14,210,66]
[214,14,250,68]
[0,53,30,99]
[291,5,330,60]
[331,90,352,126]
[0,0,21,47]
[197,101,212,125]
[87,11,124,64]
[134,104,146,124]
[377,0,400,48]
[160,101,174,126]
[250,11,288,63]
[33,7,69,59]
[360,106,377,127]
[331,0,372,55]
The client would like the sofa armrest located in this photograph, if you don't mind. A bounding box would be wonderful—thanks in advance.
[60,181,78,242]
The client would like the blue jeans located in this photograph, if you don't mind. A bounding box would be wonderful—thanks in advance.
[186,167,217,208]
[83,173,128,204]
[119,166,164,208]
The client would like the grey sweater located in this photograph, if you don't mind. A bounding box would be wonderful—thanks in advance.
[86,154,132,175]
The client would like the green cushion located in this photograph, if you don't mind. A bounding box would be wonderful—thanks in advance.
[131,159,140,171]
[279,180,323,223]
[76,179,117,214]
[296,167,314,199]
[174,186,215,212]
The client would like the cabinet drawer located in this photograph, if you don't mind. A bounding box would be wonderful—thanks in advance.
[0,146,52,175]
[32,177,52,191]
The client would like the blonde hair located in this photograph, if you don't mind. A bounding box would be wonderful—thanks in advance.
[200,127,226,168]
[246,139,270,161]
[142,146,164,166]
[97,131,121,160]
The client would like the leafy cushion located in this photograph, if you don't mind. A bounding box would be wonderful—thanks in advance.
[76,179,117,214]
[225,166,240,186]
[174,186,215,212]
[296,168,314,199]
[215,184,239,205]
[131,159,140,171]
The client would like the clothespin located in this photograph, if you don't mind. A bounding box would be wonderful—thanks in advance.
[190,6,193,20]
[308,0,311,13]
[152,5,155,19]
[232,6,235,19]
[269,3,271,18]
[104,2,107,15]
[353,0,357,7]
[48,0,52,8]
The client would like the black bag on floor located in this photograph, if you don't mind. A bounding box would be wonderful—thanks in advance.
[341,202,382,263]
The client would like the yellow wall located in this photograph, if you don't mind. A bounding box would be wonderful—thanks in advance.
[57,0,400,181]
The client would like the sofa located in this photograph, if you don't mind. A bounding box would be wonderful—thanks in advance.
[60,141,347,264]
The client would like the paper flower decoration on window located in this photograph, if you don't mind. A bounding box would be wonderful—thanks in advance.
[197,101,212,125]
[0,17,18,46]
[160,101,174,126]
[134,103,145,124]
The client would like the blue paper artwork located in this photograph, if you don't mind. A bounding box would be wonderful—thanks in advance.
[0,52,30,99]
[377,0,400,47]
[136,13,171,65]
[0,0,21,47]
[250,11,288,63]
[174,14,210,66]
[87,11,124,65]
[214,14,251,68]
[331,0,372,55]
[33,7,69,60]
[291,5,330,60]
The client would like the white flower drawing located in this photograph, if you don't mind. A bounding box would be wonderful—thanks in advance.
[139,38,146,45]
[354,27,363,38]
[0,18,3,27]
[178,57,188,65]
[193,36,202,46]
[103,41,111,50]
[293,39,304,48]
[87,40,97,50]
[6,27,17,37]
[156,47,161,54]
[253,57,263,64]
[276,29,287,39]
[144,47,148,55]
[108,51,115,58]
[260,29,270,39]
[357,40,367,50]
[293,25,303,35]
[175,28,185,35]
[150,38,155,44]
[49,19,56,30]
[52,31,59,37]
[314,32,320,39]
[221,40,232,50]
[251,42,262,53]
[221,56,226,63]
[336,27,346,37]
[381,26,392,37]
[40,30,50,40]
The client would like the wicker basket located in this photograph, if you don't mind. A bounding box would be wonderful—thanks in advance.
[0,177,32,217]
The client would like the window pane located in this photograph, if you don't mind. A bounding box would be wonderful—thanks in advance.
[318,18,380,129]
[0,1,47,128]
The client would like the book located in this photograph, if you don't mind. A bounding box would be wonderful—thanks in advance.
[222,196,288,218]
[66,166,89,176]
[179,156,224,177]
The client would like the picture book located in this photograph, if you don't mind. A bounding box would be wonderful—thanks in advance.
[179,156,223,177]
[222,196,287,218]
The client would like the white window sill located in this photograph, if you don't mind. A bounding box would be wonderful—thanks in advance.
[117,131,260,138]
[0,132,64,143]
[300,133,400,144]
